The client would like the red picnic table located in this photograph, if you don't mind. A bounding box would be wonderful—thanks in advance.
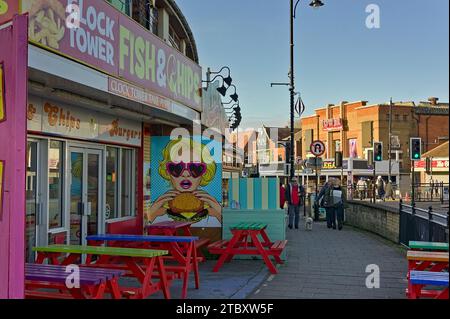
[87,234,200,299]
[25,263,124,299]
[208,222,287,274]
[33,245,171,299]
[147,221,210,261]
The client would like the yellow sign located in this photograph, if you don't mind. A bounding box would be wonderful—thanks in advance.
[0,63,4,122]
[0,161,3,216]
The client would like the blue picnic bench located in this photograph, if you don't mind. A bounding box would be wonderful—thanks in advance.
[408,270,449,299]
[25,263,124,299]
[86,234,200,299]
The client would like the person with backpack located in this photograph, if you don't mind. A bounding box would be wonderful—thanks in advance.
[284,177,305,229]
[316,177,347,230]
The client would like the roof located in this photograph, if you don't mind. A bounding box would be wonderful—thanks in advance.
[262,126,300,141]
[422,141,449,158]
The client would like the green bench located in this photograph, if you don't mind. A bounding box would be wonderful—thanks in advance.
[409,241,449,251]
[230,222,267,230]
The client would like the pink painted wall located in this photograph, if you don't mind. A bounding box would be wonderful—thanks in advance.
[0,15,28,299]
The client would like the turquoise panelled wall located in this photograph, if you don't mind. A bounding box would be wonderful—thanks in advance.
[228,178,280,210]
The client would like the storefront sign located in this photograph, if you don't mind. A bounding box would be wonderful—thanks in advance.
[0,0,18,24]
[322,118,343,131]
[28,96,142,147]
[414,159,449,170]
[19,0,202,111]
[108,77,170,111]
[0,63,4,122]
[323,161,336,169]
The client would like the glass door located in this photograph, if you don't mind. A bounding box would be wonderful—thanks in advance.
[26,141,39,262]
[69,147,103,246]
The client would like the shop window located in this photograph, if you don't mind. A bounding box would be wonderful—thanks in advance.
[48,141,64,229]
[106,147,119,219]
[121,149,134,217]
[106,147,136,220]
[108,0,132,16]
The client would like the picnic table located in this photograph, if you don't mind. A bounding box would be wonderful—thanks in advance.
[25,263,124,299]
[409,241,449,251]
[407,250,449,273]
[33,245,170,299]
[147,221,210,261]
[208,222,287,274]
[87,234,200,299]
[408,270,449,299]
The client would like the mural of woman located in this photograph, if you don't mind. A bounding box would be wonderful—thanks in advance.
[146,138,222,224]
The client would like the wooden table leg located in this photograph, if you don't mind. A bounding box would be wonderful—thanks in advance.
[212,231,243,272]
[156,256,171,299]
[192,242,200,290]
[249,231,278,274]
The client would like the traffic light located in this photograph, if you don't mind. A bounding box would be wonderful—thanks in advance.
[335,151,343,168]
[373,142,383,162]
[410,138,422,161]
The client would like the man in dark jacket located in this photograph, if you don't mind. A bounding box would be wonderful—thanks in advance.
[285,177,305,229]
[317,178,347,230]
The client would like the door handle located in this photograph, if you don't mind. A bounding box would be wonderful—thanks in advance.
[85,202,92,216]
[37,203,44,226]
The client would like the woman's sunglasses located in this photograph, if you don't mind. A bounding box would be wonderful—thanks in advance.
[166,161,207,178]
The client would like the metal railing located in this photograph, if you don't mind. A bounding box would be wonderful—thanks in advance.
[412,182,449,203]
[398,199,449,246]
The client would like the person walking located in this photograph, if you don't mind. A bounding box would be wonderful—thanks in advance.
[317,178,347,230]
[285,177,305,229]
[385,179,395,200]
[357,178,367,200]
[376,176,385,201]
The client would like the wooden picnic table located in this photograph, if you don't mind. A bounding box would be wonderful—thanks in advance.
[25,263,124,299]
[409,241,449,251]
[87,234,200,299]
[146,221,210,261]
[408,270,449,299]
[33,245,170,299]
[208,222,287,274]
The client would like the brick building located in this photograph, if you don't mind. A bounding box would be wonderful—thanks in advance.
[300,98,449,174]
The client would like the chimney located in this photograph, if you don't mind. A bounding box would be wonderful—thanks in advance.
[428,97,439,105]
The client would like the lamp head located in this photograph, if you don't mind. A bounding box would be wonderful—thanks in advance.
[309,0,324,8]
[217,85,228,97]
[223,76,233,86]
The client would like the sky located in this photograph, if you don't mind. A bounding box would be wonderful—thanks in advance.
[176,0,449,129]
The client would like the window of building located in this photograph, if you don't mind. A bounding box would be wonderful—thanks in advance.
[106,147,136,220]
[169,25,181,51]
[108,0,132,16]
[48,141,64,229]
[403,114,408,121]
[395,114,400,121]
[148,4,158,34]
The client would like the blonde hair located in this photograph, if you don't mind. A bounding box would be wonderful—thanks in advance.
[159,138,216,187]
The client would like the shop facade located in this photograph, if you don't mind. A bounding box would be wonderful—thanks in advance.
[1,0,206,298]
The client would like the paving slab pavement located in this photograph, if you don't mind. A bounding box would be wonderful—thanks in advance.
[249,216,408,299]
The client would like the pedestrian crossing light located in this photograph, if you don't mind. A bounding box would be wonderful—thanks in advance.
[410,138,422,161]
[373,142,383,162]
